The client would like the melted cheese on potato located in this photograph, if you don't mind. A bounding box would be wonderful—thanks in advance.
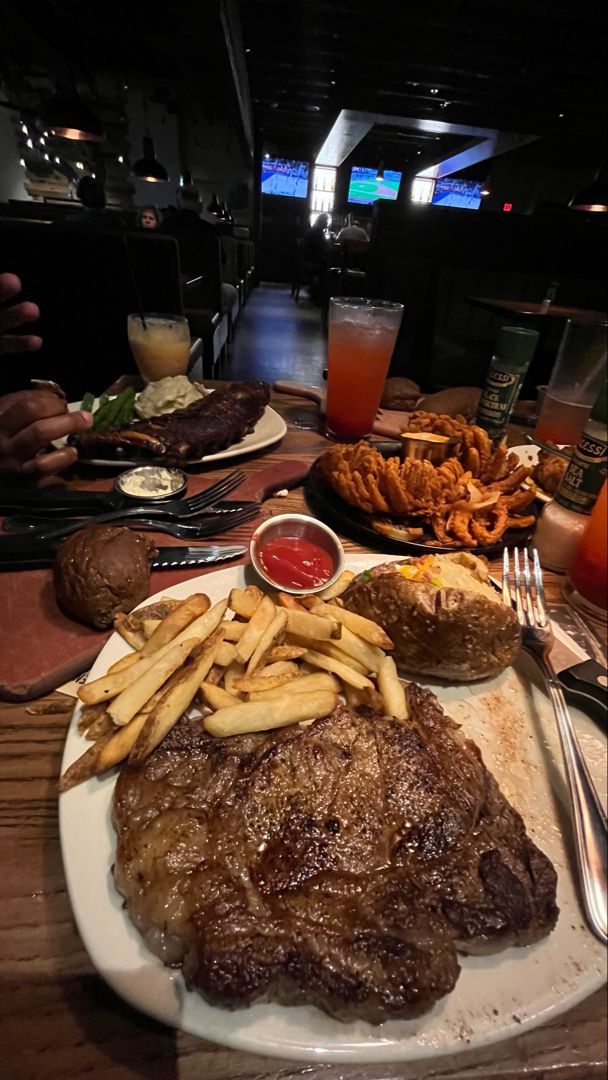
[398,553,499,603]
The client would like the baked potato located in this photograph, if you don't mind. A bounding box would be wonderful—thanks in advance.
[342,553,520,681]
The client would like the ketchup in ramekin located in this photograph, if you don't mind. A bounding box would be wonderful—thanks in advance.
[250,514,344,595]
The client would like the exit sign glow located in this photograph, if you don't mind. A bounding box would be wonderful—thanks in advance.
[502,202,513,212]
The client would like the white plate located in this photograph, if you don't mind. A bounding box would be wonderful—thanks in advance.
[59,557,607,1064]
[510,443,568,504]
[61,396,287,469]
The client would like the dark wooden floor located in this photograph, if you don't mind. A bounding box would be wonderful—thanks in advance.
[224,283,326,385]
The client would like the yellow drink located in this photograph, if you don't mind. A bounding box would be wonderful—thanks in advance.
[127,314,190,382]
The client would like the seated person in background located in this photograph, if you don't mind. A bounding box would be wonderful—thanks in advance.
[299,213,330,303]
[0,274,92,475]
[66,177,127,230]
[138,205,161,230]
[162,185,237,314]
[338,218,369,242]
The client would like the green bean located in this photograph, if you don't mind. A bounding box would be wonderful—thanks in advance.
[94,391,130,431]
[115,388,136,428]
[80,391,95,413]
[98,394,110,408]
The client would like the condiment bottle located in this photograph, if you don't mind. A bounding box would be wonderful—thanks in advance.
[475,326,540,442]
[534,381,608,572]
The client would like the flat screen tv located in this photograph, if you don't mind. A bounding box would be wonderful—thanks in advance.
[261,158,309,198]
[431,178,482,210]
[348,166,402,205]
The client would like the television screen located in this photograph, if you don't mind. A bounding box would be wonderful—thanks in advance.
[431,178,482,210]
[261,158,309,198]
[348,166,402,205]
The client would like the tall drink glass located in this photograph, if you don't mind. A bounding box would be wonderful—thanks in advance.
[325,297,404,441]
[127,313,190,383]
[535,319,607,445]
[563,479,608,625]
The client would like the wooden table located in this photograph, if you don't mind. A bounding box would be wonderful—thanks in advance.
[1,389,606,1080]
[466,297,607,323]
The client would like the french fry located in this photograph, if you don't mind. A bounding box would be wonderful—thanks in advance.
[200,682,241,710]
[235,595,276,663]
[233,672,297,693]
[77,701,108,733]
[108,638,200,727]
[170,598,228,650]
[129,632,222,763]
[302,649,373,690]
[229,585,264,619]
[310,601,393,650]
[284,609,341,641]
[205,664,224,686]
[142,618,161,639]
[220,619,246,641]
[377,655,408,720]
[113,613,146,651]
[215,641,238,667]
[267,644,307,662]
[204,689,338,738]
[142,593,210,656]
[84,712,115,741]
[246,609,287,674]
[329,625,385,673]
[257,660,299,679]
[275,592,309,612]
[314,640,368,675]
[318,570,355,601]
[108,652,140,675]
[224,660,246,697]
[249,672,340,701]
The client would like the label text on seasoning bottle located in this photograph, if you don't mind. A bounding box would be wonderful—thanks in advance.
[476,369,523,431]
[555,435,608,514]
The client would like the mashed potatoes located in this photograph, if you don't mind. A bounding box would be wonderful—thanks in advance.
[135,376,207,419]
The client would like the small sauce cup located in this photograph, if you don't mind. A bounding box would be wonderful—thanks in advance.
[115,466,187,502]
[400,431,460,464]
[250,513,344,595]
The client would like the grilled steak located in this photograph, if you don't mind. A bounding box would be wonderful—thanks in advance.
[112,688,558,1023]
[72,380,270,462]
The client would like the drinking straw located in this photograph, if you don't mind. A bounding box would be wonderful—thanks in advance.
[122,235,148,331]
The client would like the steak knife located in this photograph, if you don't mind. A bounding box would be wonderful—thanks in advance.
[0,543,246,572]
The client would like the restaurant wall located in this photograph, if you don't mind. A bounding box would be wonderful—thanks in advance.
[183,105,254,225]
[0,90,29,203]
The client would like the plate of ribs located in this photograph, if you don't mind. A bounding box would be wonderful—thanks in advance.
[61,380,286,467]
[58,555,607,1064]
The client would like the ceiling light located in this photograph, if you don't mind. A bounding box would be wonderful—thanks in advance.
[440,101,449,109]
[39,137,45,145]
[245,48,251,53]
[43,130,49,137]
[43,153,50,161]
[26,138,33,148]
[480,185,490,196]
[21,123,28,134]
[133,135,168,182]
[76,160,84,169]
[54,156,61,164]
[558,113,564,118]
[45,84,104,142]
[376,160,385,182]
[19,158,26,167]
[91,172,96,178]
[569,166,608,212]
[117,154,124,163]
[430,87,439,95]
[264,152,270,159]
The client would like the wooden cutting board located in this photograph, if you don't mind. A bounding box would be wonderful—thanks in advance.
[0,460,308,701]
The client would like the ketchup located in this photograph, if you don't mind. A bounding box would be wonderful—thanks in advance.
[257,536,334,589]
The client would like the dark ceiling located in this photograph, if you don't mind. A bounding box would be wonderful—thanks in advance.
[240,0,608,170]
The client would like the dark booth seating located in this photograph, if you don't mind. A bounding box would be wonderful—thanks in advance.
[367,202,607,393]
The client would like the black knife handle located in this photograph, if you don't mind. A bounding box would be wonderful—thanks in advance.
[559,660,608,731]
[0,487,115,510]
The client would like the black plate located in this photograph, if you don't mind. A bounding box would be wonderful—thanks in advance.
[305,457,538,558]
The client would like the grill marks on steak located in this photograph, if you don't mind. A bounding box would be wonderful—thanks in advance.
[112,688,558,1023]
[72,380,270,462]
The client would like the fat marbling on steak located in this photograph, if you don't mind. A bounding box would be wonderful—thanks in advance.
[112,687,558,1023]
[72,379,270,461]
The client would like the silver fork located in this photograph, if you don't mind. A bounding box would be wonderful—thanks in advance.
[10,469,247,543]
[503,546,607,945]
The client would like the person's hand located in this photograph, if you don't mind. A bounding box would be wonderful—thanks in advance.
[0,391,93,476]
[0,273,43,354]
